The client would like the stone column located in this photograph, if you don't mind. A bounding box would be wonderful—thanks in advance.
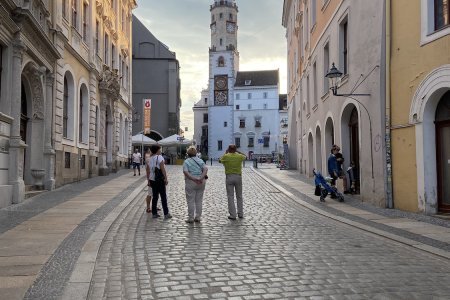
[9,39,27,204]
[44,73,55,190]
[98,89,108,175]
[111,100,118,173]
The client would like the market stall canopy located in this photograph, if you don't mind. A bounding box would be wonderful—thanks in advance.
[157,134,192,146]
[131,133,157,145]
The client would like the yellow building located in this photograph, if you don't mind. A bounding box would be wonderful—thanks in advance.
[54,0,136,186]
[390,0,450,214]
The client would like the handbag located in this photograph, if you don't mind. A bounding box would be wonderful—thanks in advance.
[191,158,208,179]
[153,156,165,183]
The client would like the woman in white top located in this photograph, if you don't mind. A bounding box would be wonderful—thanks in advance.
[147,145,172,219]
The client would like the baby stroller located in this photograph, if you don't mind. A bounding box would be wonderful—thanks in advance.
[313,169,344,202]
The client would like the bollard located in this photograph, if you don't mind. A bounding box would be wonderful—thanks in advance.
[210,157,213,166]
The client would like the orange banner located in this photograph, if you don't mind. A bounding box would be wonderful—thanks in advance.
[143,99,151,134]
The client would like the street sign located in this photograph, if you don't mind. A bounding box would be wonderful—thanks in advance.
[258,138,264,144]
[177,137,185,141]
[143,99,151,134]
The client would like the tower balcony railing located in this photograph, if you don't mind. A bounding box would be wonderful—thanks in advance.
[210,1,238,10]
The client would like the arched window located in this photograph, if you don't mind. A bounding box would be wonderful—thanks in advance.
[95,106,99,146]
[79,84,89,144]
[63,72,75,140]
[218,56,224,67]
[63,77,69,138]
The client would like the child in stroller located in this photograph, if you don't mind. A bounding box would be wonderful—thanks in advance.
[313,169,344,202]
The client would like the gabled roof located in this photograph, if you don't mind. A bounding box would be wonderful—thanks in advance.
[235,70,279,87]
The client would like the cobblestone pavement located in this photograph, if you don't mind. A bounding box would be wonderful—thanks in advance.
[87,165,450,300]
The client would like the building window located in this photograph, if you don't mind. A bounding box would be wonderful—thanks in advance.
[236,105,240,110]
[219,13,223,19]
[95,106,99,146]
[81,155,86,169]
[121,59,125,86]
[72,0,78,29]
[435,0,450,30]
[263,136,270,147]
[65,152,71,168]
[63,76,69,138]
[247,104,252,109]
[111,44,116,68]
[122,8,125,31]
[79,88,83,142]
[220,38,223,46]
[218,56,224,67]
[313,62,317,106]
[83,3,88,42]
[235,137,240,148]
[104,33,109,64]
[306,75,310,112]
[323,42,330,94]
[239,119,245,128]
[311,0,317,27]
[263,103,267,109]
[0,45,3,99]
[125,65,129,88]
[255,119,261,128]
[248,137,254,147]
[95,21,100,55]
[204,97,207,104]
[119,54,122,81]
[218,140,223,151]
[339,18,348,75]
[224,121,227,127]
[229,13,233,20]
[63,0,67,19]
[111,0,115,9]
[248,93,252,99]
[203,113,208,123]
[263,92,268,99]
[236,93,240,100]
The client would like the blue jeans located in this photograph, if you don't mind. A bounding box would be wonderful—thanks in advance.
[151,181,169,216]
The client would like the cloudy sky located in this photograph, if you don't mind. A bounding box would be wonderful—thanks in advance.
[134,0,287,139]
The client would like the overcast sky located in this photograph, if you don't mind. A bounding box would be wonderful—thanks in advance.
[134,0,287,139]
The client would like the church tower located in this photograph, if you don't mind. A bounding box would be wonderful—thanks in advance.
[208,0,239,158]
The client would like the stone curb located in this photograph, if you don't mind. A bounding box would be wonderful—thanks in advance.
[252,167,450,261]
[60,180,148,300]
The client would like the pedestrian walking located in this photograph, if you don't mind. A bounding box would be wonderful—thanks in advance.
[183,146,208,223]
[148,145,172,219]
[132,148,142,176]
[144,148,153,213]
[219,144,247,220]
[327,145,339,199]
[333,145,349,194]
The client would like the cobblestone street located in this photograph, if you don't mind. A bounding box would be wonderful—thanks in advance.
[85,165,450,300]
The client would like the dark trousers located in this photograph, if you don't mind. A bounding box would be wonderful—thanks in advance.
[151,181,169,216]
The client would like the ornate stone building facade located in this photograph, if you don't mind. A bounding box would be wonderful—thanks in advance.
[0,0,136,208]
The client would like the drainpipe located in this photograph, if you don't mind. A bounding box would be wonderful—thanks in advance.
[385,0,394,208]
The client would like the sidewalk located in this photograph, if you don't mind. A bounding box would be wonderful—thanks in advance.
[254,163,450,259]
[0,170,146,300]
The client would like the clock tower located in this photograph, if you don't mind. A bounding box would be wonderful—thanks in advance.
[208,0,240,158]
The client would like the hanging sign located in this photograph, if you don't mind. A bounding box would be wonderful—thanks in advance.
[143,99,151,134]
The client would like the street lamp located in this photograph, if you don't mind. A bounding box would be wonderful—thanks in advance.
[325,63,375,179]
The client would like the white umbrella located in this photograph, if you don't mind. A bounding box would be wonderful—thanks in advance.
[131,133,157,145]
[157,134,191,146]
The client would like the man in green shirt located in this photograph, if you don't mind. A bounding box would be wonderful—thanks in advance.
[219,144,247,220]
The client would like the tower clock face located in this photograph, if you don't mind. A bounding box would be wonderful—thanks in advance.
[215,91,228,105]
[226,22,236,33]
[215,76,227,89]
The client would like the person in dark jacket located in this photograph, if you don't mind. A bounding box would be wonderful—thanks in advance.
[327,146,339,198]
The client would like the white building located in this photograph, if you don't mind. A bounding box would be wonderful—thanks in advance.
[196,0,287,160]
[193,89,209,154]
[233,70,286,159]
